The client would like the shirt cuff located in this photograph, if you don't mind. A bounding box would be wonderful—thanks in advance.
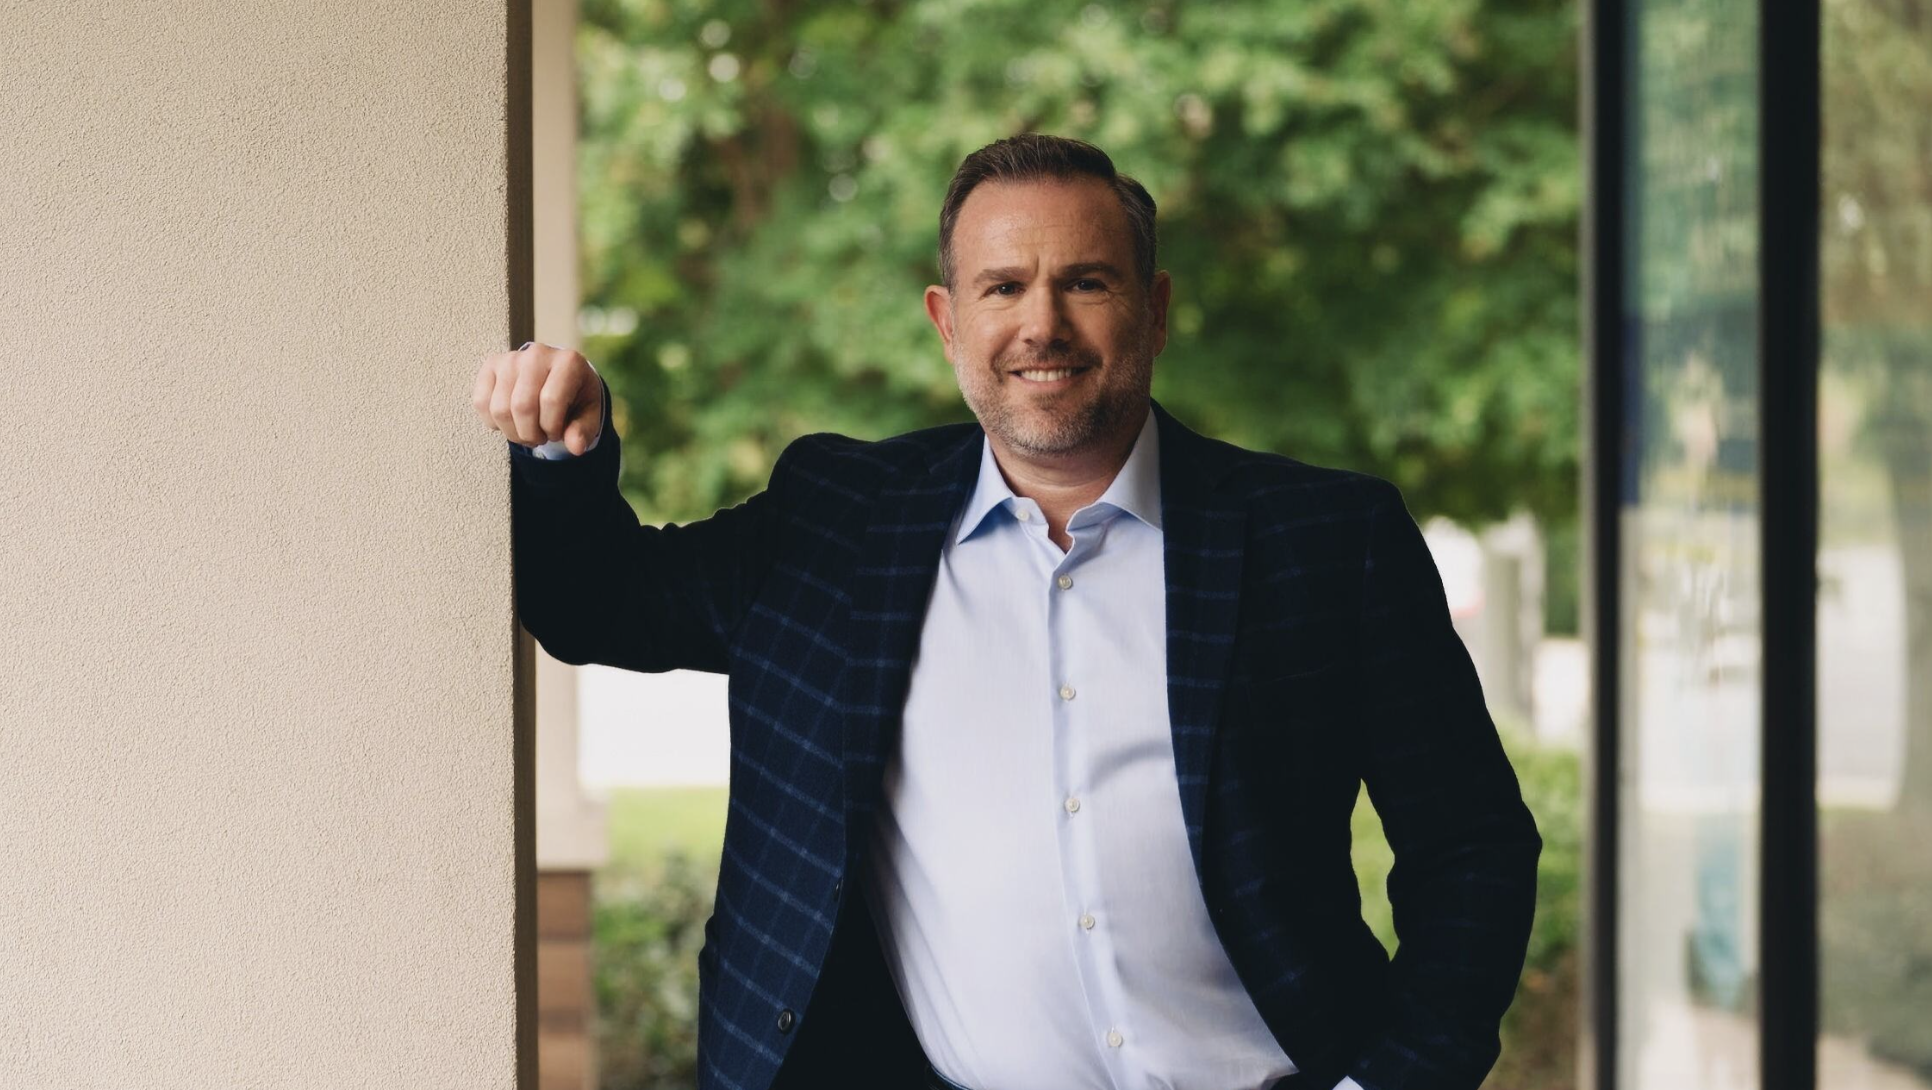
[529,428,601,460]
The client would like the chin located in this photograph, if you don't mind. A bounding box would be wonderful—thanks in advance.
[999,410,1109,456]
[965,377,1129,449]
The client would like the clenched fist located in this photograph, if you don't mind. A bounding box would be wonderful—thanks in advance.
[474,341,604,456]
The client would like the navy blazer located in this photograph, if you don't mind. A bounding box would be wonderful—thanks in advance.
[511,382,1541,1090]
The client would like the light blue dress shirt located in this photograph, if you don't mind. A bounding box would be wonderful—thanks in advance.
[861,403,1362,1090]
[534,388,1362,1090]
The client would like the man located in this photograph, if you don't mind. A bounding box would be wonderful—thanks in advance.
[478,134,1541,1090]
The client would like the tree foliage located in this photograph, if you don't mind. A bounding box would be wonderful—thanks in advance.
[576,0,1579,527]
[1816,0,1932,1073]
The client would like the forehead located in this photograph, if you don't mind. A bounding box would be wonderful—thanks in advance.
[950,177,1133,269]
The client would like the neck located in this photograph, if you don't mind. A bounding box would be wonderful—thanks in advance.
[986,405,1146,550]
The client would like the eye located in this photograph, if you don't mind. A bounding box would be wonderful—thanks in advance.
[1069,278,1106,292]
[987,282,1022,297]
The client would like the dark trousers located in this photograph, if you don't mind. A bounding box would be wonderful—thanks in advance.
[769,891,929,1089]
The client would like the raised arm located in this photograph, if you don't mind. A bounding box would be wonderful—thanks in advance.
[479,343,791,674]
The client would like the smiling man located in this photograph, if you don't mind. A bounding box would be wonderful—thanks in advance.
[486,134,1542,1090]
[923,150,1168,554]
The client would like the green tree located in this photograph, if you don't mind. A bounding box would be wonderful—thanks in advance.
[1821,0,1932,817]
[574,0,1580,529]
[1816,0,1932,1078]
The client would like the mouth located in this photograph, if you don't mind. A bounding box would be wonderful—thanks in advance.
[1008,366,1093,387]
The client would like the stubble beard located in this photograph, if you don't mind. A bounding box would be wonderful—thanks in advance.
[961,324,1156,459]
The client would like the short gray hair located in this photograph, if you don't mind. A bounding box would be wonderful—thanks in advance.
[937,133,1157,290]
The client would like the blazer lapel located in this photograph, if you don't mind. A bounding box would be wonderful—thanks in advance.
[839,426,982,841]
[1152,398,1248,880]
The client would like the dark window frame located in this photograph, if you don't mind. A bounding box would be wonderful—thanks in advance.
[1584,2,1820,1087]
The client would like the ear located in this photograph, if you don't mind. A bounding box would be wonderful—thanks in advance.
[924,284,956,363]
[1149,270,1173,357]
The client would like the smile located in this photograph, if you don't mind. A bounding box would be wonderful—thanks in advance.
[1011,367,1092,384]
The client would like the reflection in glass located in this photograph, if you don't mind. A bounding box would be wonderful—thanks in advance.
[1616,0,1762,1086]
[1817,0,1932,1085]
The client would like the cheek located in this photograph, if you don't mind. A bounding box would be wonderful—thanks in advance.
[1071,315,1124,354]
[956,316,1013,362]
[1097,310,1153,352]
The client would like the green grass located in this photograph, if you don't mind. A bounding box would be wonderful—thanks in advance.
[1351,784,1398,953]
[600,786,728,883]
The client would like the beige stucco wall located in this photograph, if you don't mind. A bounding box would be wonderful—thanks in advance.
[0,2,532,1086]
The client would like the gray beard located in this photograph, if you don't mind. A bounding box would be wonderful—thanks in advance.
[962,321,1155,456]
[975,380,1136,456]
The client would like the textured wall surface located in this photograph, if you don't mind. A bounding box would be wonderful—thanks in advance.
[0,2,526,1085]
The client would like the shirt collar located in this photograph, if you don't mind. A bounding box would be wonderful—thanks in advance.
[954,401,1162,545]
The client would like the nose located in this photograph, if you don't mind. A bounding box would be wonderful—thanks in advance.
[1016,281,1073,351]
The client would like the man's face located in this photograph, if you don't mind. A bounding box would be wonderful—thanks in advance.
[925,178,1172,459]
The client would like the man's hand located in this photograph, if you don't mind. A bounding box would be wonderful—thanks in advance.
[474,341,604,456]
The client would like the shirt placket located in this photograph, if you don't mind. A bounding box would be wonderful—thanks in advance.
[1022,500,1137,1088]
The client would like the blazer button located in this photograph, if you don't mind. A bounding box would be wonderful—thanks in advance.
[833,877,843,899]
[776,1008,795,1034]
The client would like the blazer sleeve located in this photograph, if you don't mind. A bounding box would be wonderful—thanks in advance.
[509,379,794,674]
[1344,478,1543,1090]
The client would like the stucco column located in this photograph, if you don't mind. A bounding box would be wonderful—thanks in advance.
[0,2,536,1086]
[529,0,609,1086]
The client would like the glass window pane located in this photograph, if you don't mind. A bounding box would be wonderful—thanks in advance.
[1817,0,1932,1084]
[1616,0,1763,1086]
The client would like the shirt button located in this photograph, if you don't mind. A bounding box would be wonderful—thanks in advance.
[777,1008,795,1033]
[1079,913,1095,930]
[1106,1028,1124,1048]
[1064,796,1081,814]
[1056,574,1073,590]
[1059,684,1076,701]
[1016,508,1032,522]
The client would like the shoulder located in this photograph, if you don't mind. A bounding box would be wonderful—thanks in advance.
[771,419,980,495]
[1202,440,1406,528]
[1155,399,1406,526]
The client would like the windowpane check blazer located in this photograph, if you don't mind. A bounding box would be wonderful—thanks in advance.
[510,384,1542,1090]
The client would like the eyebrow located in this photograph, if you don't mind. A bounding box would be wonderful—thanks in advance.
[971,261,1126,286]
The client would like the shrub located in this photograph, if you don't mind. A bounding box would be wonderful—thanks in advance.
[1490,734,1583,1089]
[1819,805,1932,1081]
[1352,726,1583,1090]
[592,852,716,1090]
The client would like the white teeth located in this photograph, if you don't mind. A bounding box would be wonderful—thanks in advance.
[1017,368,1080,382]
